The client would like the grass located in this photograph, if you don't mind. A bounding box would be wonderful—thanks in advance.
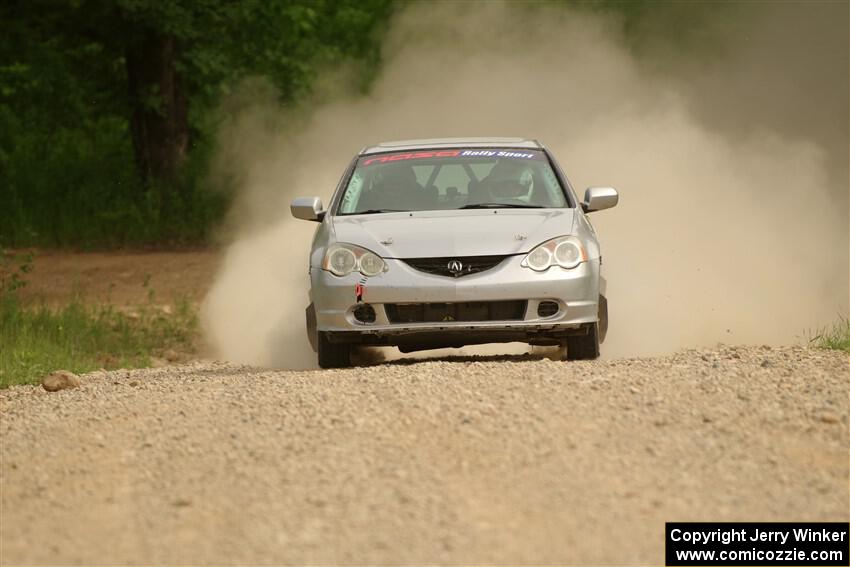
[0,254,198,388]
[0,116,228,249]
[808,315,850,354]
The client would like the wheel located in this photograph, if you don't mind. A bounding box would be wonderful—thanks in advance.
[305,303,318,352]
[598,295,608,344]
[565,322,600,360]
[317,331,351,368]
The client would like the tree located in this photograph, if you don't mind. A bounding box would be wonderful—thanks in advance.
[2,0,393,189]
[125,29,189,184]
[117,0,394,188]
[0,0,393,245]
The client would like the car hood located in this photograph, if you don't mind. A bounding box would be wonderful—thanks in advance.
[331,209,577,258]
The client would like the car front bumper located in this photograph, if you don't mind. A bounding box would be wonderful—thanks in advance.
[308,255,602,349]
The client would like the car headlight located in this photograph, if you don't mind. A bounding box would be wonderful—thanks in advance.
[521,236,587,271]
[322,243,386,277]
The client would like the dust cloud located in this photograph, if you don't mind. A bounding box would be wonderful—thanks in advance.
[201,1,849,368]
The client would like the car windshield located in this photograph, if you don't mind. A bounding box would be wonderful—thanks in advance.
[336,148,570,215]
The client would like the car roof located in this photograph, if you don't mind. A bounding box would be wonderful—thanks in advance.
[360,137,543,155]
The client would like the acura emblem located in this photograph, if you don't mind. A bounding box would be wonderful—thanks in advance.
[447,260,464,275]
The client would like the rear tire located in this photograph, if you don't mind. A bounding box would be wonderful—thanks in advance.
[317,332,351,368]
[565,323,600,360]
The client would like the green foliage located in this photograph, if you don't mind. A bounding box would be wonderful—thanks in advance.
[808,316,850,354]
[0,298,198,388]
[0,0,393,248]
[0,255,198,387]
[0,251,33,295]
[0,113,227,246]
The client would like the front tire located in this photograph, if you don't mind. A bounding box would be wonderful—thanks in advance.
[598,295,608,344]
[317,331,351,369]
[565,323,600,360]
[306,303,318,352]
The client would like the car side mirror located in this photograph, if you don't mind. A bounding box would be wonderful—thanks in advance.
[291,196,325,222]
[581,187,618,213]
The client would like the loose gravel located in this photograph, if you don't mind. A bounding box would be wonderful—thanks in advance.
[1,346,847,565]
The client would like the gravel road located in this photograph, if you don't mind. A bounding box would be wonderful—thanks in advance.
[2,346,847,565]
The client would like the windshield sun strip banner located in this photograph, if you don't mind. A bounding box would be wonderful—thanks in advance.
[360,149,542,166]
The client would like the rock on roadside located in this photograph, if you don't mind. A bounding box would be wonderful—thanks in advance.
[41,370,81,392]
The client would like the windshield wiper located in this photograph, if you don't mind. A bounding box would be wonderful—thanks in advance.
[349,208,411,215]
[460,203,545,209]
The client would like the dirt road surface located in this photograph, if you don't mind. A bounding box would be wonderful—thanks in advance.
[1,346,847,565]
[11,250,217,307]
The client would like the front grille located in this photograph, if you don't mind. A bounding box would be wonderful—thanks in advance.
[402,255,509,278]
[385,301,527,323]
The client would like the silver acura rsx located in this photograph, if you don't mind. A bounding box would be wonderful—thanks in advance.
[291,137,618,368]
